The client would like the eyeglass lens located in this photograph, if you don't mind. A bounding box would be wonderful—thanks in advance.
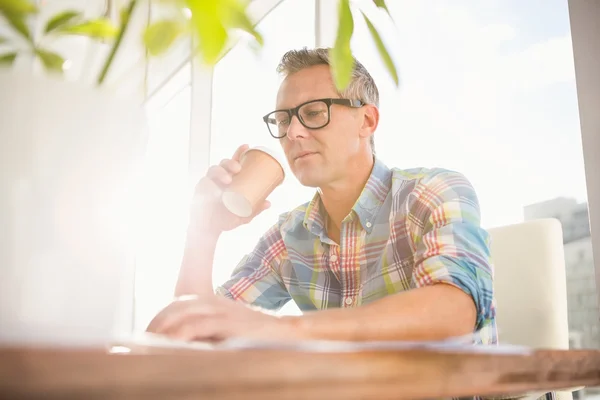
[266,100,330,138]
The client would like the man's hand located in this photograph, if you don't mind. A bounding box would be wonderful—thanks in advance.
[146,295,299,343]
[151,285,476,344]
[175,144,271,298]
[191,144,271,235]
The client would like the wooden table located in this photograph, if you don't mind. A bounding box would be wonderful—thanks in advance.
[1,345,599,399]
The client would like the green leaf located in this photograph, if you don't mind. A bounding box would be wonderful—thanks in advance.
[58,18,118,39]
[96,0,137,86]
[44,10,82,34]
[0,35,8,44]
[373,0,390,15]
[221,0,263,46]
[373,0,395,24]
[119,4,130,26]
[3,11,32,42]
[0,51,17,65]
[0,0,37,14]
[35,48,65,73]
[362,12,398,86]
[186,0,228,65]
[143,19,187,56]
[330,0,354,91]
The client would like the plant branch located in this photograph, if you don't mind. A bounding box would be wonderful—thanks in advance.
[97,0,138,86]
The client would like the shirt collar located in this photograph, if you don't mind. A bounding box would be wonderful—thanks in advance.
[303,157,392,236]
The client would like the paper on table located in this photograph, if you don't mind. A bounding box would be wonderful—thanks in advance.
[219,338,533,355]
[217,328,533,354]
[111,331,217,352]
[111,331,532,355]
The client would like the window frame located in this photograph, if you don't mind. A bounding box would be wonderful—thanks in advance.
[568,0,600,309]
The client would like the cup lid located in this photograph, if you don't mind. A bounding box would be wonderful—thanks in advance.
[242,146,288,179]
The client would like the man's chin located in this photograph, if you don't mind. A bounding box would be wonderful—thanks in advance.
[293,171,323,188]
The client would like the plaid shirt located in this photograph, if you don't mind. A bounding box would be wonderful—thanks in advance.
[216,158,497,345]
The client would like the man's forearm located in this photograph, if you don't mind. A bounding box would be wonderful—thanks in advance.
[286,284,477,342]
[174,227,220,297]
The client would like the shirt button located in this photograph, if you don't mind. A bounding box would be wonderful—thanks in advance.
[366,221,372,228]
[330,254,338,262]
[344,297,353,305]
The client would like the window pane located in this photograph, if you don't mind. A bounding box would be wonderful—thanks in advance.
[146,2,192,95]
[134,65,192,330]
[210,0,315,315]
[351,0,598,353]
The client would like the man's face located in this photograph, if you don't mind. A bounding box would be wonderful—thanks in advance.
[275,65,366,188]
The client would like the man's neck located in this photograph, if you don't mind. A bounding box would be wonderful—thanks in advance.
[320,154,375,230]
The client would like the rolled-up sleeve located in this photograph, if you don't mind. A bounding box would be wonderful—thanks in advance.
[215,223,291,311]
[409,169,495,331]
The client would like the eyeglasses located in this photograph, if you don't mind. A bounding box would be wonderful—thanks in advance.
[262,98,364,139]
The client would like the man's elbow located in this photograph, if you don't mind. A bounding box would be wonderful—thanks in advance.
[434,283,478,338]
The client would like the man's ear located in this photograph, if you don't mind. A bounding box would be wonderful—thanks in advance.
[359,104,379,139]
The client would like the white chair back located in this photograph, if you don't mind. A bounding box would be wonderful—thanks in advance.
[488,218,570,349]
[488,218,573,400]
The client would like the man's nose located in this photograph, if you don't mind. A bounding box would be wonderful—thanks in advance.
[286,115,308,141]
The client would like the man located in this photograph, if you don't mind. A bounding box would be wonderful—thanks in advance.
[147,47,496,345]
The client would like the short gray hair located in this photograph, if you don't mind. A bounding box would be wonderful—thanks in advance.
[276,47,379,154]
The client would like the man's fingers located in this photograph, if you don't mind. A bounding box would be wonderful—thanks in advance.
[146,298,213,335]
[167,319,203,342]
[206,165,232,186]
[193,176,221,198]
[146,305,174,334]
[196,160,239,196]
[146,300,189,334]
[219,158,242,174]
[231,144,249,162]
[168,315,225,343]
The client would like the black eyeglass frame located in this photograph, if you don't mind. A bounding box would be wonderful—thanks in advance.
[262,98,364,139]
